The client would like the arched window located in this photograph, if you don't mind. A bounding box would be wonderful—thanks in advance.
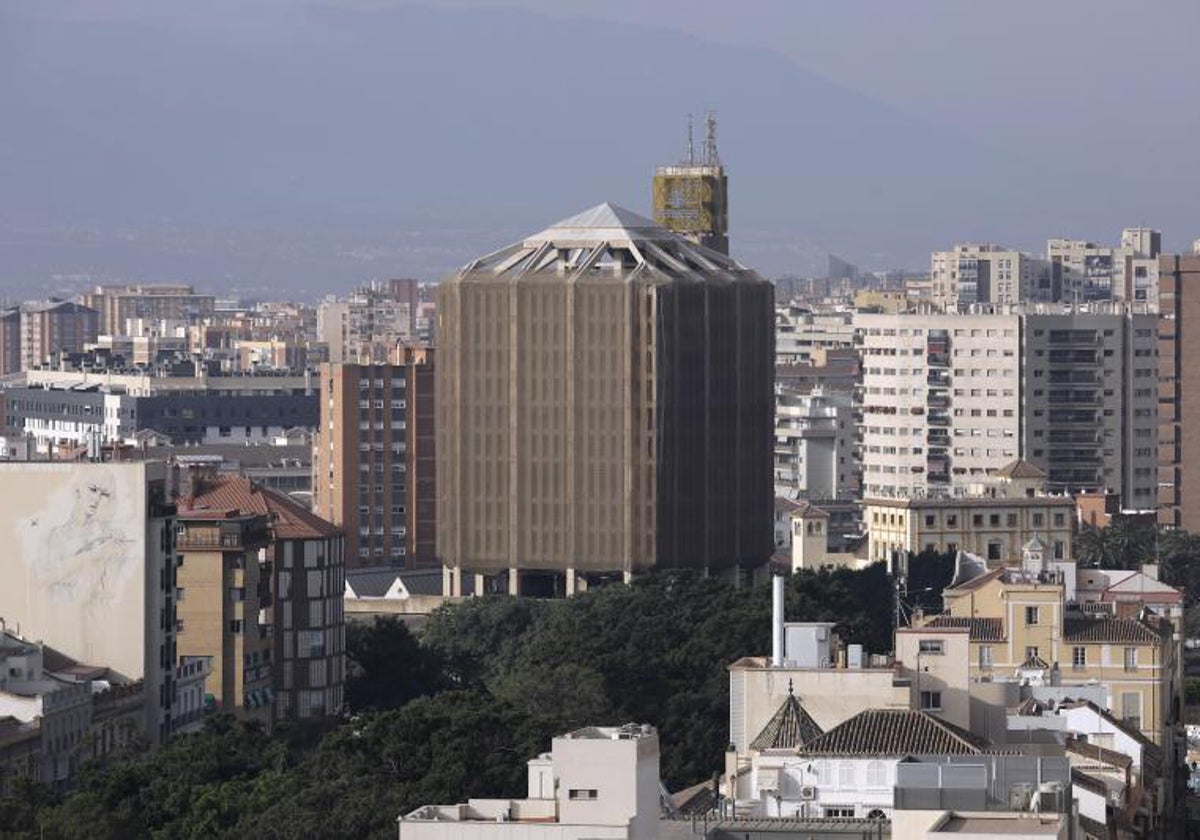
[867,808,887,820]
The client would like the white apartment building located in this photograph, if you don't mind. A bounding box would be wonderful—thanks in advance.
[398,724,660,840]
[856,310,1021,499]
[1048,227,1161,306]
[931,244,1052,310]
[775,306,855,366]
[317,284,416,365]
[856,304,1158,504]
[773,387,856,500]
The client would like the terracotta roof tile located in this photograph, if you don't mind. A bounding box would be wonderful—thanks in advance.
[924,616,1005,642]
[750,687,824,752]
[1062,617,1163,645]
[994,459,1047,480]
[183,474,340,540]
[799,709,990,757]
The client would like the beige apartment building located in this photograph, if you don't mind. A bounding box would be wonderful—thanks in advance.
[175,491,274,720]
[436,203,774,592]
[19,300,98,370]
[866,494,1075,568]
[81,283,215,337]
[855,304,1158,506]
[921,564,1178,749]
[312,347,436,569]
[931,244,1052,310]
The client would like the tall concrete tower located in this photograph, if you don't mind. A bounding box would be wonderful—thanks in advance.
[436,203,774,595]
[653,112,729,255]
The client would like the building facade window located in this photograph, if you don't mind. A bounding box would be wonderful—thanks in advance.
[919,691,942,711]
[1025,606,1039,626]
[1072,646,1086,669]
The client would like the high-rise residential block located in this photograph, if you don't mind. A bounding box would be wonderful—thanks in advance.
[174,470,345,721]
[81,284,216,337]
[19,300,99,370]
[0,307,19,376]
[1158,254,1200,529]
[930,244,1052,310]
[1048,228,1160,306]
[773,387,857,500]
[175,486,274,721]
[313,348,436,568]
[317,281,419,364]
[856,304,1157,505]
[436,203,774,592]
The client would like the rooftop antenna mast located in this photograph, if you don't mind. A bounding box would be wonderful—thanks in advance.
[704,110,720,167]
[685,113,695,166]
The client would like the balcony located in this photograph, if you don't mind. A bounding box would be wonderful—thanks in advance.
[1047,390,1100,406]
[1047,410,1098,425]
[927,352,950,368]
[927,393,950,408]
[928,411,950,426]
[1048,431,1101,445]
[175,526,268,552]
[927,372,950,389]
[1047,350,1098,365]
[1046,330,1099,346]
[1048,371,1099,385]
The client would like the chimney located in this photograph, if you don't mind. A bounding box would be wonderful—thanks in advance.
[771,574,785,667]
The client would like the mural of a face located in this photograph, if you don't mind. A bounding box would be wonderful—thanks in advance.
[22,471,133,606]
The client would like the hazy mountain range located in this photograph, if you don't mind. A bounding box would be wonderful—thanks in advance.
[1,1,1194,299]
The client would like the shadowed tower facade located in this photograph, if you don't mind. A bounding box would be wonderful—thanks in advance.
[436,203,774,594]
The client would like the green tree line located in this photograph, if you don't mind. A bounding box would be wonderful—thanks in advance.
[0,566,896,840]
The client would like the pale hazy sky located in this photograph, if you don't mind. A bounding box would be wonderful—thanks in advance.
[2,0,1198,291]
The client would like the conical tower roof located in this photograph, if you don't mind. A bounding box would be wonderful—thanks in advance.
[749,682,824,751]
[455,202,749,280]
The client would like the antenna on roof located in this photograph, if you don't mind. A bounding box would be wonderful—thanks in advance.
[685,113,695,166]
[704,110,720,167]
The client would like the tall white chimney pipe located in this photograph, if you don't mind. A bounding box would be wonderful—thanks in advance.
[771,574,785,667]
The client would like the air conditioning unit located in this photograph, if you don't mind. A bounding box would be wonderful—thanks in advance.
[800,785,817,801]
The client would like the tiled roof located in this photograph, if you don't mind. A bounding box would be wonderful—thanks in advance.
[1065,737,1132,770]
[944,567,1005,594]
[1062,617,1163,645]
[788,500,829,519]
[345,568,402,598]
[995,459,1047,480]
[798,709,990,757]
[1057,699,1163,772]
[1071,768,1109,798]
[924,616,1005,642]
[183,474,340,540]
[750,687,824,751]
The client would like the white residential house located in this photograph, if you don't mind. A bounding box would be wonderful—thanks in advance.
[397,724,660,840]
[727,707,991,820]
